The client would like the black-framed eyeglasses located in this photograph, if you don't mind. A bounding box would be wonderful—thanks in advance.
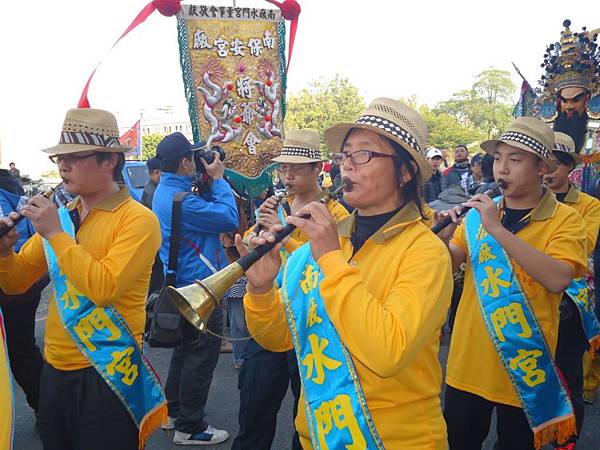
[331,150,397,166]
[48,152,98,164]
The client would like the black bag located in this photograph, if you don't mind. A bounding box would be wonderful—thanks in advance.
[146,192,190,348]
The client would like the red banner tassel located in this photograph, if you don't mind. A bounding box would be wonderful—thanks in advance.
[264,0,301,74]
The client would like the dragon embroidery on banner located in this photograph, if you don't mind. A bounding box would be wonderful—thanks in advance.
[255,59,282,139]
[197,59,243,149]
[197,57,282,149]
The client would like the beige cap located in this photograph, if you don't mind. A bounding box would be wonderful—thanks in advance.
[324,98,432,181]
[553,131,582,165]
[43,108,131,155]
[272,129,325,164]
[480,117,557,172]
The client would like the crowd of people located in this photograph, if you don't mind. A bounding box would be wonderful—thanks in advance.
[0,95,599,450]
[1,19,600,450]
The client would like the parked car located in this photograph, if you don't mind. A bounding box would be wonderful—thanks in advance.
[121,160,149,202]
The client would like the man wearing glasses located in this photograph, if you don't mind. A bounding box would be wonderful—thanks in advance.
[232,129,348,450]
[0,108,164,450]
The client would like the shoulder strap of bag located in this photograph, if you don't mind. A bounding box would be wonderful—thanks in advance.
[166,192,191,284]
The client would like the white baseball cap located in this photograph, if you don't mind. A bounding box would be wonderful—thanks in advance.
[426,147,443,159]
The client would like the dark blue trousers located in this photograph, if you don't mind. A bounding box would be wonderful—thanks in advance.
[232,339,301,450]
[555,297,589,440]
[38,363,138,450]
[164,307,224,434]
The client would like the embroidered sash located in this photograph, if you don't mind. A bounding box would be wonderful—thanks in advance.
[43,207,166,449]
[464,205,575,449]
[565,277,600,352]
[281,244,384,450]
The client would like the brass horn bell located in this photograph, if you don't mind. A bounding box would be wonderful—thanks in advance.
[168,262,244,332]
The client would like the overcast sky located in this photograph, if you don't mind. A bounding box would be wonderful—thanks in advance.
[0,0,594,176]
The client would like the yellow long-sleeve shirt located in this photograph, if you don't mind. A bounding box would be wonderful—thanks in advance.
[245,202,453,449]
[447,190,587,406]
[0,187,161,371]
[562,184,600,256]
[0,316,12,450]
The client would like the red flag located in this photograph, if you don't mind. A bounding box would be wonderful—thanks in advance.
[120,120,142,158]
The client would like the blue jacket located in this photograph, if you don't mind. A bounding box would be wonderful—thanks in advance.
[152,173,239,287]
[0,187,35,251]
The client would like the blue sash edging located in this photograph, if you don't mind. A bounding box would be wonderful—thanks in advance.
[464,202,575,446]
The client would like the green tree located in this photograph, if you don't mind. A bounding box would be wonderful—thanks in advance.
[398,97,484,150]
[435,68,516,139]
[473,68,515,104]
[142,133,165,160]
[285,75,365,155]
[419,105,485,150]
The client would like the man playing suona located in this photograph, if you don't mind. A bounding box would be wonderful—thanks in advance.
[0,109,165,450]
[439,117,587,450]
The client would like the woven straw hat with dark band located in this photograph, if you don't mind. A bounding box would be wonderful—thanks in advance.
[323,98,433,181]
[271,129,325,164]
[553,131,582,165]
[480,117,557,172]
[43,108,131,155]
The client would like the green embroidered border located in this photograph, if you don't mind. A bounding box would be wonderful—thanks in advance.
[176,17,287,197]
[177,17,202,144]
[277,20,287,121]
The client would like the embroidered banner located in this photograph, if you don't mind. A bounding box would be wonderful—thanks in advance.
[177,4,287,196]
[464,205,575,449]
[282,244,384,450]
[43,207,166,449]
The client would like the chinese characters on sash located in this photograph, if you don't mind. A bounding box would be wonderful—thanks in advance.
[314,394,367,450]
[73,307,139,386]
[283,255,380,449]
[465,208,574,446]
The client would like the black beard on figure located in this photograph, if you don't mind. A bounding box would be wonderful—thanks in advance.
[553,110,589,152]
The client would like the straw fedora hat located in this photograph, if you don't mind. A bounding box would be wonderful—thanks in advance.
[271,129,325,163]
[480,117,557,172]
[553,131,582,165]
[42,108,131,155]
[324,98,433,181]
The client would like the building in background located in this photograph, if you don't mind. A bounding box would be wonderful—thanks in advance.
[117,105,194,146]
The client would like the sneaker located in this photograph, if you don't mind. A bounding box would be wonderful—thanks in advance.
[173,426,230,445]
[162,416,176,430]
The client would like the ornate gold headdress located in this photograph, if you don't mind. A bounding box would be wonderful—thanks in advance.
[539,20,600,99]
